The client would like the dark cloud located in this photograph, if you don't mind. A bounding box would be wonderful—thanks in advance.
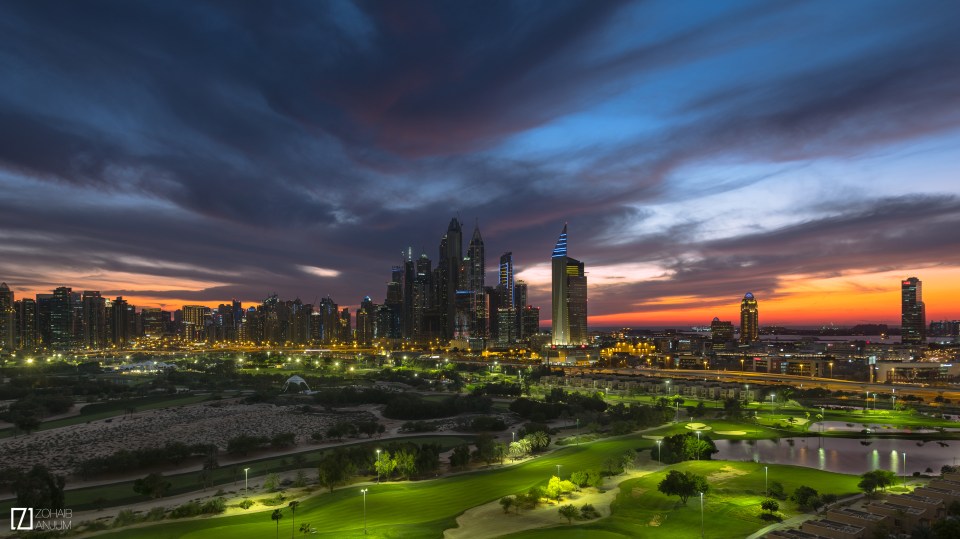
[1,1,959,322]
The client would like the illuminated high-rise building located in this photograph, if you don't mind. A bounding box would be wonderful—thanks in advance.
[465,225,486,338]
[17,298,38,349]
[901,277,926,345]
[0,283,13,351]
[81,291,107,349]
[551,225,588,345]
[739,293,759,344]
[437,218,462,340]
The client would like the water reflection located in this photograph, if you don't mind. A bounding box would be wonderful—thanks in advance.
[714,437,956,475]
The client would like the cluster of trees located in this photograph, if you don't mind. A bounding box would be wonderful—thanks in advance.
[1,394,75,433]
[226,433,297,455]
[858,470,897,494]
[314,440,444,492]
[472,382,522,397]
[788,485,837,512]
[382,393,492,420]
[558,503,600,523]
[656,432,719,464]
[454,416,506,432]
[311,387,395,407]
[314,420,384,441]
[12,465,66,510]
[657,470,709,504]
[78,442,217,477]
[133,473,173,499]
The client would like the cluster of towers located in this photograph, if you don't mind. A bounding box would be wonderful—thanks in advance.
[369,218,542,348]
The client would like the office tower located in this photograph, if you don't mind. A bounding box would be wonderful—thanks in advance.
[17,298,38,349]
[48,287,75,350]
[36,293,54,346]
[499,252,515,308]
[515,280,528,339]
[412,254,433,342]
[385,265,403,339]
[520,305,540,340]
[339,307,351,342]
[141,307,164,337]
[357,296,375,345]
[437,218,462,340]
[81,291,107,349]
[739,293,759,344]
[318,296,339,343]
[182,304,208,342]
[0,283,13,351]
[710,317,734,350]
[465,225,486,338]
[901,277,926,345]
[551,225,588,345]
[111,296,133,347]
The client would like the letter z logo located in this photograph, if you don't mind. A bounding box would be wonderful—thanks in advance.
[11,508,33,530]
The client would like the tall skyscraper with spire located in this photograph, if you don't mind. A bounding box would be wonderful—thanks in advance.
[739,292,759,344]
[901,277,926,345]
[465,224,486,338]
[551,225,588,345]
[437,218,462,340]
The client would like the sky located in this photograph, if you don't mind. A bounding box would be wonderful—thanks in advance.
[1,0,959,328]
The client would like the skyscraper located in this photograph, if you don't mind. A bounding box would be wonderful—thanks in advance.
[0,283,14,351]
[739,293,759,344]
[465,225,486,338]
[901,277,926,345]
[437,218,462,340]
[551,225,588,345]
[81,291,107,349]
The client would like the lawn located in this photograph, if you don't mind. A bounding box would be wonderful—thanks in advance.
[88,436,656,538]
[499,460,862,539]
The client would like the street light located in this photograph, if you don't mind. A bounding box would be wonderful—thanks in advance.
[903,453,907,488]
[376,450,381,483]
[244,467,250,495]
[829,361,834,378]
[696,431,701,460]
[556,464,562,478]
[360,488,368,534]
[765,466,768,497]
[770,393,775,416]
[656,440,662,463]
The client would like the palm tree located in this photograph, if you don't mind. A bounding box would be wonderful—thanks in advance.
[271,509,283,539]
[288,501,300,538]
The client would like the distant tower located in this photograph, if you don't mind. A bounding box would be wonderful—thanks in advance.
[437,218,463,340]
[739,293,759,344]
[0,283,14,351]
[901,277,926,345]
[466,225,486,338]
[551,225,588,345]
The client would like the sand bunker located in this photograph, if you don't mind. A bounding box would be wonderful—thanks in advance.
[715,430,747,435]
[684,423,712,431]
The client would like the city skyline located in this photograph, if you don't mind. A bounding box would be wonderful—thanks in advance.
[2,1,960,326]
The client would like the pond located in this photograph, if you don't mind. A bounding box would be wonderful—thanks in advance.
[714,437,960,475]
[811,421,939,434]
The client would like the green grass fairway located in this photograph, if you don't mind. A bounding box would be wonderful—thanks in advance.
[500,461,861,539]
[645,419,781,440]
[89,436,655,538]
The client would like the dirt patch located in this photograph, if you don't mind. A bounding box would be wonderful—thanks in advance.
[707,465,749,483]
[649,513,666,526]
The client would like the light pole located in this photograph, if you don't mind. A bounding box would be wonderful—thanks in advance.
[361,488,368,535]
[556,464,562,478]
[376,449,381,483]
[770,393,775,416]
[764,466,768,497]
[244,467,250,495]
[512,431,516,443]
[903,453,907,488]
[872,393,877,411]
[700,491,705,539]
[696,431,701,460]
[657,440,662,463]
[829,361,833,379]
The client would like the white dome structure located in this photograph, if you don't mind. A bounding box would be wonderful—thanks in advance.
[282,375,311,393]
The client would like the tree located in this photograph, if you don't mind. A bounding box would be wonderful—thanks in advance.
[790,485,819,508]
[271,509,283,539]
[133,473,171,499]
[499,496,514,514]
[263,472,281,492]
[558,504,578,524]
[288,501,299,539]
[317,455,349,492]
[859,470,895,494]
[472,433,497,463]
[761,499,780,513]
[493,442,508,465]
[545,476,577,502]
[375,451,397,480]
[450,444,471,469]
[14,465,66,509]
[394,449,416,480]
[657,470,708,505]
[768,480,785,499]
